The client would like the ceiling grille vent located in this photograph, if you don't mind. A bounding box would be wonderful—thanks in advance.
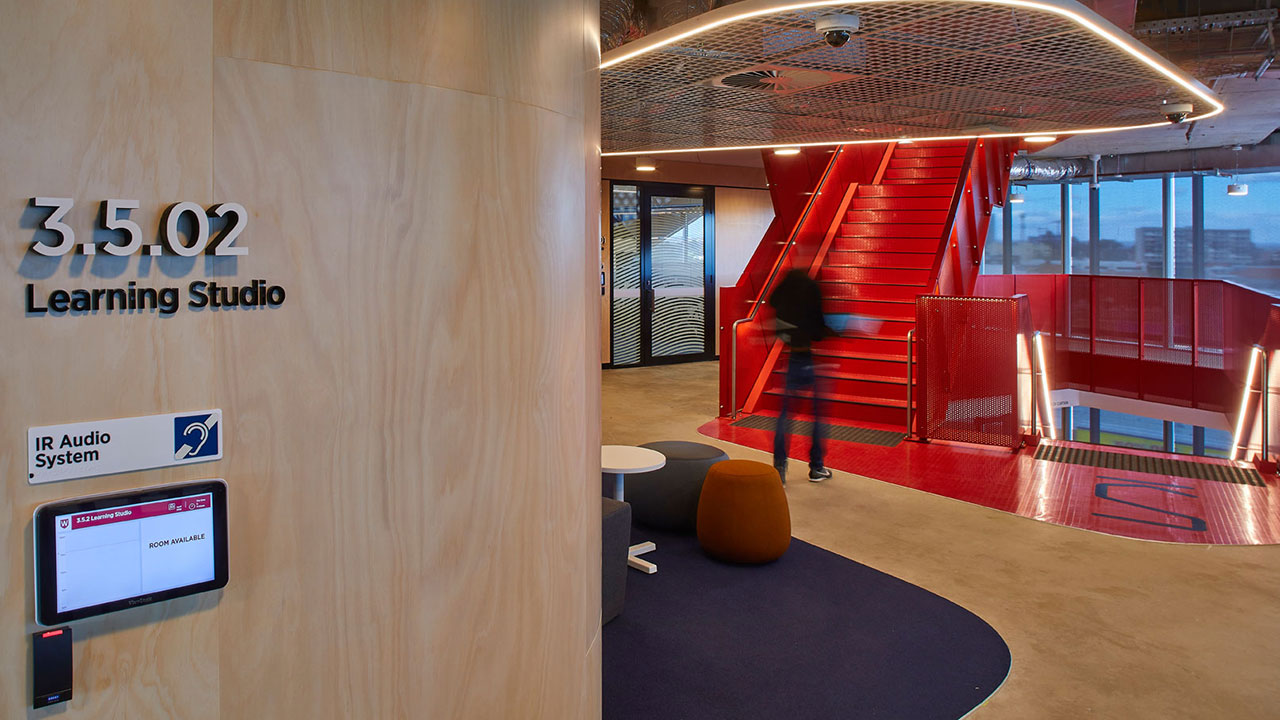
[710,65,851,94]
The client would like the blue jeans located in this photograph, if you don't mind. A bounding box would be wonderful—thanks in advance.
[773,351,825,470]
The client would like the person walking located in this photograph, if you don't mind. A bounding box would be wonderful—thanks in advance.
[768,269,835,484]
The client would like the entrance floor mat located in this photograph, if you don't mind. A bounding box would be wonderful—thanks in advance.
[1034,443,1265,487]
[731,414,905,447]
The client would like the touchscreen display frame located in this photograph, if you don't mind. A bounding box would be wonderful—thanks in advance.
[34,479,228,626]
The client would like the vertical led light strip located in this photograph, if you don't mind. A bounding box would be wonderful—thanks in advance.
[1034,332,1057,441]
[1230,346,1263,461]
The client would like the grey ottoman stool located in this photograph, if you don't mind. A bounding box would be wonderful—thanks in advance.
[626,441,729,533]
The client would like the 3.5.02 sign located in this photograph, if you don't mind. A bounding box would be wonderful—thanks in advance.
[29,197,248,258]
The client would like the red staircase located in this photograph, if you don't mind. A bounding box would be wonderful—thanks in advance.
[725,139,1015,431]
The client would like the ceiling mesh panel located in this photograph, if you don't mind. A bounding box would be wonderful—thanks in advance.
[601,1,1208,153]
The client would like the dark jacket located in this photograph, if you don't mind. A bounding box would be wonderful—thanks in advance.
[768,269,833,352]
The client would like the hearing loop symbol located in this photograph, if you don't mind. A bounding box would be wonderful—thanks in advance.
[177,421,210,459]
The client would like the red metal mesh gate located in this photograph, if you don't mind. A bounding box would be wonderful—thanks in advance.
[917,296,1024,448]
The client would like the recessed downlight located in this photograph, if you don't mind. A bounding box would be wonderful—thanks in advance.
[1025,135,1057,143]
[774,147,801,156]
[635,157,657,171]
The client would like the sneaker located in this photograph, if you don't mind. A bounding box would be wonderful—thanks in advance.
[774,464,787,485]
[808,467,832,483]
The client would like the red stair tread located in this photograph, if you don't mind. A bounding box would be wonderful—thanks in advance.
[825,251,934,259]
[857,184,955,197]
[762,387,909,409]
[821,279,929,288]
[773,368,906,385]
[812,350,909,364]
[824,263,933,271]
[840,222,944,235]
[850,198,953,211]
[831,237,940,253]
[846,209,950,223]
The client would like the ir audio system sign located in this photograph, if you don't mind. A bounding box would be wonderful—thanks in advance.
[28,410,223,485]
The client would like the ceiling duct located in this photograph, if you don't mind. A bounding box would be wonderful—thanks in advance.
[1008,156,1088,182]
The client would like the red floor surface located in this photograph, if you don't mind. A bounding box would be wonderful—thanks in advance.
[699,415,1280,545]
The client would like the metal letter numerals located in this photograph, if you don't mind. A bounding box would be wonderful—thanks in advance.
[30,198,75,256]
[28,198,249,257]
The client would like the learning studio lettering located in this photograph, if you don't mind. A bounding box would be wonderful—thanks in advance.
[26,280,286,317]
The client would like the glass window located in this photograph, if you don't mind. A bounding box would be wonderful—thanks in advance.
[1097,177,1162,277]
[983,204,1003,273]
[610,185,641,366]
[1172,423,1231,458]
[1009,184,1062,274]
[1097,409,1164,452]
[1065,408,1229,458]
[1072,406,1092,440]
[1203,427,1231,458]
[1172,176,1193,279]
[1202,172,1280,296]
[1069,182,1089,274]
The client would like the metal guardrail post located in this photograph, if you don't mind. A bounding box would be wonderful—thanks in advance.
[1032,331,1041,437]
[906,328,915,439]
[1261,345,1270,464]
[730,317,746,419]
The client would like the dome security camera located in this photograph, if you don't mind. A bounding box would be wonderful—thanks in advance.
[1161,101,1194,124]
[815,14,861,48]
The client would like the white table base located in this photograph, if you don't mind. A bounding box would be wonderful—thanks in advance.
[628,541,657,574]
[607,470,659,574]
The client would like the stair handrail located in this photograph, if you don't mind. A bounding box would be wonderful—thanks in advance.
[929,139,979,294]
[739,180,861,416]
[729,147,844,418]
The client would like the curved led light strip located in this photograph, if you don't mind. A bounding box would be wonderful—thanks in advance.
[600,0,1225,156]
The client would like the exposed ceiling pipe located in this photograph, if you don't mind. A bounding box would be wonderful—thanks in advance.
[1008,155,1088,182]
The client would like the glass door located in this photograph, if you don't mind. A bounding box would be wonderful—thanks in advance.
[609,182,714,366]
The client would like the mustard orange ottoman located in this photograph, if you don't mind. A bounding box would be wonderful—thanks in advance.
[696,460,791,564]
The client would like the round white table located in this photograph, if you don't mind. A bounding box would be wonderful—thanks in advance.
[602,445,666,574]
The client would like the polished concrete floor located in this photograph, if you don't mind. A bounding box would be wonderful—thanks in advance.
[603,361,1280,720]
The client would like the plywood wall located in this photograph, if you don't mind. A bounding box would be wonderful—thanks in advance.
[0,1,601,718]
[713,188,775,355]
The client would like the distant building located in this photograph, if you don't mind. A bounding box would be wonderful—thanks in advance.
[1134,227,1255,276]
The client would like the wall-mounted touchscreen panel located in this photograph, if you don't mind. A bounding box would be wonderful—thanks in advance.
[35,480,228,625]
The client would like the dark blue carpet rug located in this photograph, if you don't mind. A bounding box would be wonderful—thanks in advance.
[603,527,1010,720]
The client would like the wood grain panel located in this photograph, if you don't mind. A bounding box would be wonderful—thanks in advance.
[1,0,599,717]
[715,187,774,289]
[215,0,586,118]
[0,2,221,718]
[713,187,774,355]
[209,41,600,720]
